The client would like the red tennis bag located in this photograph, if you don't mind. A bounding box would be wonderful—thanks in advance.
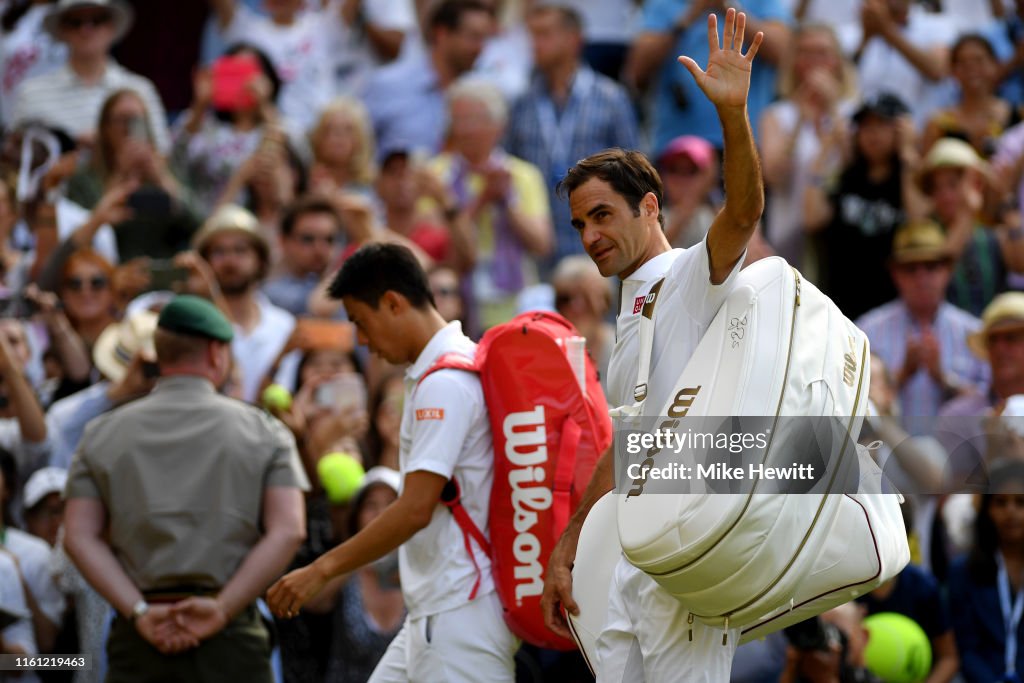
[421,311,612,649]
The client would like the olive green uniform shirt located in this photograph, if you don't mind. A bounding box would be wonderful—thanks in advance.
[66,375,310,591]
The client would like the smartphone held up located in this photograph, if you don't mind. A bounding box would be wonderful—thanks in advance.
[315,373,368,413]
[211,53,262,112]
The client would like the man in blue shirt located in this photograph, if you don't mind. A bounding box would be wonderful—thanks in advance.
[630,0,790,152]
[506,4,639,270]
[362,0,493,155]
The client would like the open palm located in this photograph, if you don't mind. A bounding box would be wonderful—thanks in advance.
[678,9,763,109]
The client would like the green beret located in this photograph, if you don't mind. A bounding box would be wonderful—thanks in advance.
[157,295,234,342]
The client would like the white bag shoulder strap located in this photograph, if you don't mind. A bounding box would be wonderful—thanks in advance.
[609,278,664,419]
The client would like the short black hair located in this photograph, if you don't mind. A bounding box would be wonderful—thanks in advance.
[328,243,436,310]
[429,0,494,33]
[281,196,342,237]
[557,148,665,229]
[951,32,997,65]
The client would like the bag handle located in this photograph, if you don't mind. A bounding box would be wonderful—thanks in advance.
[609,278,664,418]
[551,416,582,537]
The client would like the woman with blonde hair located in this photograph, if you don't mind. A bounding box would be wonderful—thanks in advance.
[308,97,377,195]
[759,22,858,277]
[65,89,200,261]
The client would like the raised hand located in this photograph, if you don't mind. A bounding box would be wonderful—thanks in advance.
[90,179,138,227]
[173,250,221,301]
[677,8,763,110]
[920,329,943,382]
[106,352,159,405]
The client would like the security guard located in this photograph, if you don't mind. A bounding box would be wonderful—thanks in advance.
[64,295,309,683]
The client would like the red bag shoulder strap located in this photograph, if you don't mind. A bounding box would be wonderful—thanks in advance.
[419,352,489,600]
[440,478,492,601]
[417,352,477,387]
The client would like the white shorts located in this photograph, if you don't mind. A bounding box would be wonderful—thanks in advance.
[595,557,740,683]
[368,590,519,683]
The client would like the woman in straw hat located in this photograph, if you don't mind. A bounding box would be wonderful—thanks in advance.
[918,137,1024,317]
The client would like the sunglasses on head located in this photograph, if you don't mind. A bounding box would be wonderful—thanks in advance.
[61,13,113,29]
[65,275,109,292]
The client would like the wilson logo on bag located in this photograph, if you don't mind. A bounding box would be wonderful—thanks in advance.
[421,311,612,650]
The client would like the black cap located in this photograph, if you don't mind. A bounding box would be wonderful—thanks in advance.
[853,93,909,123]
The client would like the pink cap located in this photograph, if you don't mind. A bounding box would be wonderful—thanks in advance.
[657,135,714,170]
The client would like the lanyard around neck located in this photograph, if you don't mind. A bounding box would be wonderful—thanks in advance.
[997,552,1024,677]
[535,68,594,173]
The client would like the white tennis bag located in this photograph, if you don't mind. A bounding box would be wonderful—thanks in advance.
[568,257,909,666]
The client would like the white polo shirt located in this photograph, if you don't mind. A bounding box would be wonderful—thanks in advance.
[600,237,745,680]
[607,237,744,414]
[399,321,495,619]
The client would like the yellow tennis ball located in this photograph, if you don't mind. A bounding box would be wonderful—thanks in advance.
[318,452,365,504]
[863,612,932,683]
[262,383,292,411]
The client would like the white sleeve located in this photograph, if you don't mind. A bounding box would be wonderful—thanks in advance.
[0,555,37,655]
[667,234,746,330]
[406,370,482,479]
[222,4,259,45]
[17,543,65,627]
[364,0,416,30]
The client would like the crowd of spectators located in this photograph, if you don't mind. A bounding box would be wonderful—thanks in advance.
[4,0,1024,681]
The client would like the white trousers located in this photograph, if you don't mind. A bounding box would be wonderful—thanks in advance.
[595,557,740,683]
[368,591,519,683]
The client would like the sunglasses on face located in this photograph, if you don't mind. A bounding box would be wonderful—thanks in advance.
[433,286,459,298]
[65,275,109,292]
[294,233,336,246]
[896,261,946,275]
[555,291,585,308]
[61,13,113,29]
[661,164,701,177]
[208,244,255,259]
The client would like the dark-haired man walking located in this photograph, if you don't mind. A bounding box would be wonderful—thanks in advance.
[267,243,517,682]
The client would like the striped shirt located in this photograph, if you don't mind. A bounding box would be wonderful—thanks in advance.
[11,61,170,152]
[856,300,989,431]
[506,65,639,263]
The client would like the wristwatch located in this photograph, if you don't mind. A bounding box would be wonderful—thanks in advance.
[129,599,150,622]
